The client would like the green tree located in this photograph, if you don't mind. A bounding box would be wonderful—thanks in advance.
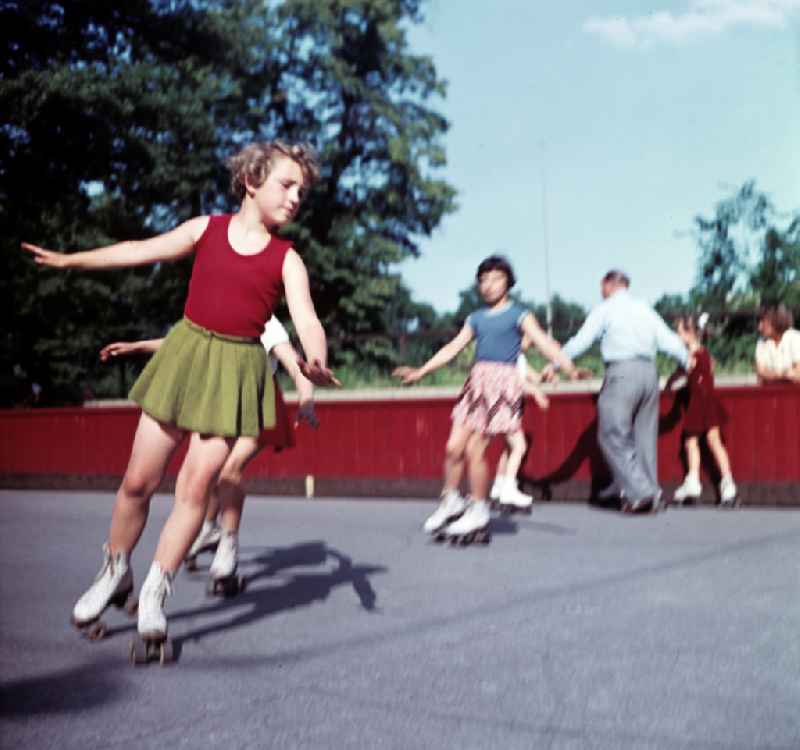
[2,0,455,403]
[687,181,800,370]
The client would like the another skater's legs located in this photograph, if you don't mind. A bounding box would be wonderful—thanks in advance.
[673,435,702,503]
[497,430,533,509]
[208,437,260,581]
[490,447,509,499]
[706,427,737,504]
[215,436,260,533]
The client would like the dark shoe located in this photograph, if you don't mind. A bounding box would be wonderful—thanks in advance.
[621,496,655,514]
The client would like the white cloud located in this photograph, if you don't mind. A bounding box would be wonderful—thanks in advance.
[583,0,800,48]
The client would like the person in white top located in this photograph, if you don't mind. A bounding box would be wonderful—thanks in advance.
[754,304,800,384]
[99,316,318,588]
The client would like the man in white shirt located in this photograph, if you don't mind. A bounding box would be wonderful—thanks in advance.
[544,270,689,513]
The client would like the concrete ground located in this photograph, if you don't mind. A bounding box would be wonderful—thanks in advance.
[1,490,799,750]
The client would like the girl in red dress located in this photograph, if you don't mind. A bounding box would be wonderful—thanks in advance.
[666,314,737,507]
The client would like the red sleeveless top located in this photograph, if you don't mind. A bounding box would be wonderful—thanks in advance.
[183,214,292,338]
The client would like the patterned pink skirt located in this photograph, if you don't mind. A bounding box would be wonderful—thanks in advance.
[451,361,524,435]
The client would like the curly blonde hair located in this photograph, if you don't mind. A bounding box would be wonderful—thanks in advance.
[227,140,320,201]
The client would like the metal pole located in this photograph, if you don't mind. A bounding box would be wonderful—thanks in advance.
[540,141,552,336]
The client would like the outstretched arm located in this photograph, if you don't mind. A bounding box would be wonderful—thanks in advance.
[21,216,209,271]
[99,339,164,361]
[393,323,474,384]
[521,313,577,378]
[282,249,339,387]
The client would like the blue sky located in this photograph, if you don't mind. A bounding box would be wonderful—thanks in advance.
[398,0,800,314]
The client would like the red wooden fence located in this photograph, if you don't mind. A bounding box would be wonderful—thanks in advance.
[2,384,799,504]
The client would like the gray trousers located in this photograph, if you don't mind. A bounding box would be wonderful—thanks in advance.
[596,359,660,501]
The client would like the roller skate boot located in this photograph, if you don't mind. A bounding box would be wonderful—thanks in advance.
[423,490,467,536]
[719,476,738,508]
[441,499,491,546]
[498,479,533,515]
[184,519,221,572]
[672,475,702,505]
[71,544,136,640]
[207,529,246,597]
[130,561,174,666]
[489,474,506,509]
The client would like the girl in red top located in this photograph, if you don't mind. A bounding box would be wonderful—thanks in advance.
[666,314,737,507]
[22,141,338,655]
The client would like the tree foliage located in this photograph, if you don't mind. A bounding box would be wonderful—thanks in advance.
[2,0,456,403]
[654,180,800,371]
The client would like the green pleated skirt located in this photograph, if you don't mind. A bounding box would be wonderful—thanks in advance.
[129,318,276,438]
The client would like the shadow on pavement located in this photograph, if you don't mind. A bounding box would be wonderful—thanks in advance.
[0,659,129,716]
[106,540,386,650]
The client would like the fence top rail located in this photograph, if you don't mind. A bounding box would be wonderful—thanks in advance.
[3,374,790,416]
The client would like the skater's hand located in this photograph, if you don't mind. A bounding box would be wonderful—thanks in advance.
[298,358,341,387]
[532,391,550,410]
[21,242,72,269]
[392,366,423,385]
[540,364,559,383]
[295,400,320,429]
[100,341,139,361]
[572,367,593,381]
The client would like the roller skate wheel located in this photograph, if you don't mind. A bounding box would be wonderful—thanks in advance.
[87,621,107,641]
[130,636,149,665]
[159,640,174,665]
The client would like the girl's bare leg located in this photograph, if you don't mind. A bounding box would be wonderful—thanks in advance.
[108,412,184,555]
[153,433,233,573]
[684,435,701,478]
[204,488,221,524]
[496,449,509,479]
[503,430,528,484]
[466,433,490,499]
[706,427,732,477]
[443,423,473,492]
[217,437,261,532]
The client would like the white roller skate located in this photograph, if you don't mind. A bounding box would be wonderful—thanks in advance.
[207,529,246,597]
[497,478,533,515]
[719,476,738,508]
[423,490,467,536]
[489,474,507,502]
[71,544,136,640]
[184,519,221,572]
[441,499,491,546]
[672,475,702,505]
[130,561,174,666]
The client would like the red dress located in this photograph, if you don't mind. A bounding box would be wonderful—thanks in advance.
[257,377,295,451]
[683,348,725,434]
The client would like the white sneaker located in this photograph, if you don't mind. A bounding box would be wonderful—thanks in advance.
[209,529,239,579]
[72,544,133,626]
[499,481,533,510]
[720,476,738,505]
[187,519,221,558]
[443,499,490,537]
[423,490,467,534]
[137,561,173,639]
[673,475,702,503]
[490,475,507,500]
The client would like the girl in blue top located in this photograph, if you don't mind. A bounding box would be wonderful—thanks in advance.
[395,255,577,542]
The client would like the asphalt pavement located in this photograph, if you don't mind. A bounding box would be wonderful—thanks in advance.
[1,490,799,749]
